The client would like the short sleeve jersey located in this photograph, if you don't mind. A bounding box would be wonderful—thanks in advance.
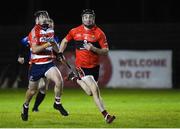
[28,25,55,64]
[65,25,109,68]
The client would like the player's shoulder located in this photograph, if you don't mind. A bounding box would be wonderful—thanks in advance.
[32,24,41,32]
[94,25,106,36]
[95,25,104,32]
[29,25,41,37]
[70,25,83,32]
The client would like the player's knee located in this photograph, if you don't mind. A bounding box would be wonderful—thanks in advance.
[53,76,63,86]
[90,83,99,96]
[54,80,63,89]
[82,76,98,96]
[89,82,98,93]
[29,88,37,95]
[87,92,93,96]
[55,81,63,87]
[91,88,98,96]
[39,79,45,88]
[39,87,46,94]
[85,87,93,96]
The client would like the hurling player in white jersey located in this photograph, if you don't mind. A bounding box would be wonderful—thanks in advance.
[18,18,60,112]
[21,11,68,121]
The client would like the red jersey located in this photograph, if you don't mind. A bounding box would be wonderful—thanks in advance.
[28,25,55,64]
[65,25,109,68]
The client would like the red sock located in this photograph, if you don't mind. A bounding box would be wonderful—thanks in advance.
[102,110,108,118]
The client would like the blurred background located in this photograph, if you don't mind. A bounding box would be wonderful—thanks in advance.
[0,0,179,89]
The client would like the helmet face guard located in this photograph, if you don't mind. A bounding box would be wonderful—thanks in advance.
[81,9,95,28]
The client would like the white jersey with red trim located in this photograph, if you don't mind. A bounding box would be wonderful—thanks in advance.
[28,25,55,64]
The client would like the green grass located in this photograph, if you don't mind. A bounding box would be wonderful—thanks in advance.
[0,88,180,128]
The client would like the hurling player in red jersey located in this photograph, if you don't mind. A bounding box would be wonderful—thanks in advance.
[59,9,115,124]
[21,11,68,121]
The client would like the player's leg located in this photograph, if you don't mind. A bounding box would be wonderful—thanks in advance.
[66,72,92,96]
[66,67,92,96]
[45,66,68,116]
[32,78,48,112]
[78,65,116,123]
[82,75,115,123]
[21,80,39,121]
[77,79,92,96]
[82,75,105,110]
[21,63,45,121]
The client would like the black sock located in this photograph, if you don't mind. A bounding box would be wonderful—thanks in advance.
[102,110,108,118]
[33,91,45,109]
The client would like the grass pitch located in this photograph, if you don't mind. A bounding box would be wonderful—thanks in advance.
[0,88,180,128]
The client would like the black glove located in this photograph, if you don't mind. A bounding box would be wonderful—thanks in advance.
[56,52,65,62]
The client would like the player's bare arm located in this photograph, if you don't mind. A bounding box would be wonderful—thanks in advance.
[84,43,109,55]
[59,38,68,53]
[52,43,59,53]
[31,42,52,53]
[90,46,109,55]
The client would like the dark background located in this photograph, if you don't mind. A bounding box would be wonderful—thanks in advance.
[0,0,180,88]
[1,0,180,25]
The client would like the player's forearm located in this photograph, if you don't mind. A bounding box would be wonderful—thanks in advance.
[52,44,59,53]
[32,43,51,53]
[59,38,68,53]
[91,47,109,55]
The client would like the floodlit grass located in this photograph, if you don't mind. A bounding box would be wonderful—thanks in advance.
[0,88,180,128]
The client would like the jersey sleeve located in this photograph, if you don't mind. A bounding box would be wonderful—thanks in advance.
[54,36,59,43]
[18,37,30,61]
[65,29,74,42]
[28,28,39,45]
[21,36,29,47]
[98,31,109,49]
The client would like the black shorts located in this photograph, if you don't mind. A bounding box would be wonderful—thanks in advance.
[80,65,100,82]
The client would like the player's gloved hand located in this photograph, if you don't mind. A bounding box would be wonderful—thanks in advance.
[17,57,25,64]
[56,52,65,62]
